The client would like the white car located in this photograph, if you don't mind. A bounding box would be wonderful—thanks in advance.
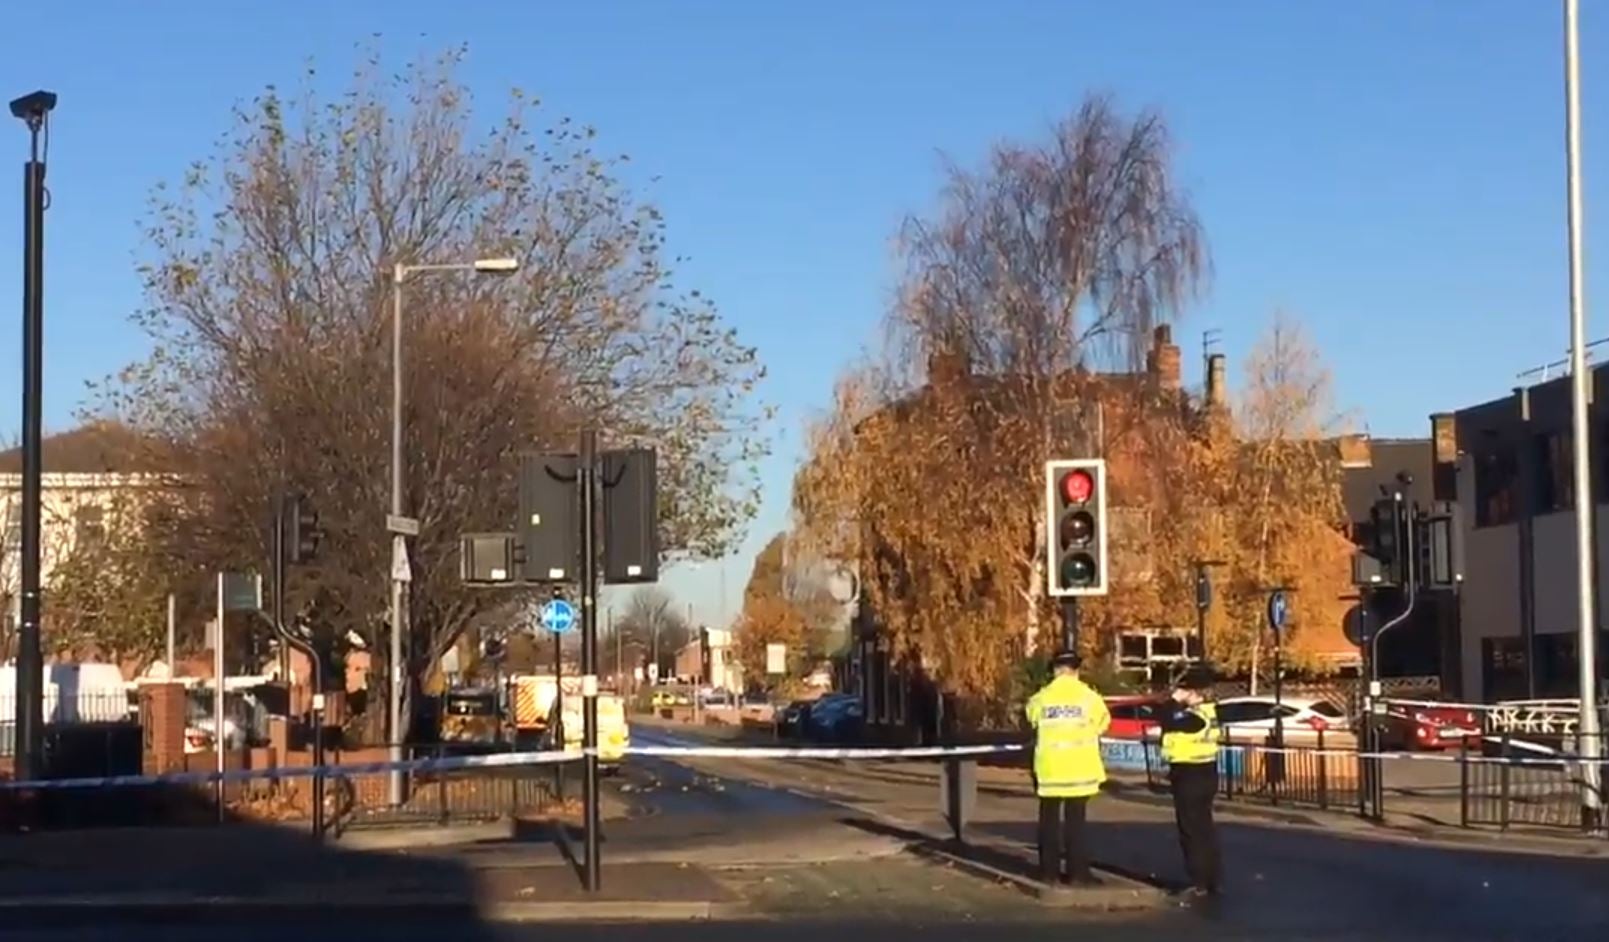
[1215,696,1351,741]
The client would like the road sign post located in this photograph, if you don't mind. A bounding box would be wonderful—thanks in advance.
[1266,587,1291,792]
[214,571,261,822]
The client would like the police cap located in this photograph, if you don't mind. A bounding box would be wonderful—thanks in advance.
[1176,665,1218,691]
[1051,651,1083,670]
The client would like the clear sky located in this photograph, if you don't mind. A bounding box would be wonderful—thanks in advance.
[0,1,1603,627]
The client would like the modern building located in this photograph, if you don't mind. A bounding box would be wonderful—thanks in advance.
[1443,370,1609,703]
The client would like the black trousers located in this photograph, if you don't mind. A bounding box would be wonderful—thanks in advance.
[1169,761,1221,892]
[1036,795,1091,883]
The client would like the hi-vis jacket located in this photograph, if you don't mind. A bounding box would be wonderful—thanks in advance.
[1161,702,1220,766]
[1025,676,1111,798]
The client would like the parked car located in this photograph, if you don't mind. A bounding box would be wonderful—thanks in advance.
[1378,702,1482,751]
[776,699,815,738]
[1104,695,1166,740]
[1215,696,1351,741]
[804,694,863,743]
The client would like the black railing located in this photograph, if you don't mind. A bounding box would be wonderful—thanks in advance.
[1140,731,1361,813]
[1460,732,1609,833]
[330,743,565,833]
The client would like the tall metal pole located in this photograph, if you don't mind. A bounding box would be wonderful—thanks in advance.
[214,574,225,822]
[11,93,51,782]
[580,428,602,891]
[166,593,177,674]
[388,264,407,807]
[1564,0,1603,828]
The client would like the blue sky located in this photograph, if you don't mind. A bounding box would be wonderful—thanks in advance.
[0,1,1602,627]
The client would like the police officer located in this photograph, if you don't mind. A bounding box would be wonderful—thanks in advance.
[1025,651,1110,886]
[1158,665,1222,898]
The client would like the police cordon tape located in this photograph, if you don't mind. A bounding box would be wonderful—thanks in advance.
[4,738,1607,792]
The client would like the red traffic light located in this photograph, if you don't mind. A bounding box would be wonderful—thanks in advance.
[1059,469,1094,505]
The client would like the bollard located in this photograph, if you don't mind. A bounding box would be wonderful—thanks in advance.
[939,757,976,844]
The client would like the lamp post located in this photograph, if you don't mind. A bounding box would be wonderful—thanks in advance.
[386,255,519,805]
[1562,0,1602,830]
[9,89,56,782]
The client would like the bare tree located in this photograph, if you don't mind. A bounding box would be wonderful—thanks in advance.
[94,46,767,740]
[613,586,689,674]
[794,96,1208,703]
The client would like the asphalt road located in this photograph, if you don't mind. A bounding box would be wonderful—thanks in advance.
[630,722,1609,940]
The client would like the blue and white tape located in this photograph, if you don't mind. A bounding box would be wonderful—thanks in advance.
[3,737,1606,792]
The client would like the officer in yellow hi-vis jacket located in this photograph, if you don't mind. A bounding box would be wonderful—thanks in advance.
[1025,651,1110,886]
[1158,665,1222,899]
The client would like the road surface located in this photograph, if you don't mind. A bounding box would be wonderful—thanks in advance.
[628,723,1609,939]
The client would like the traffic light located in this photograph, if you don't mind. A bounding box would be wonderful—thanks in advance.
[1367,497,1400,580]
[286,494,323,565]
[602,448,660,584]
[1044,458,1108,597]
[519,453,578,583]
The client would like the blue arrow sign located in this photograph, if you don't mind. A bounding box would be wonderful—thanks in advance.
[540,599,577,634]
[1267,590,1290,633]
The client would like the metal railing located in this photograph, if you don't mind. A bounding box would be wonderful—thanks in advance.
[329,743,565,834]
[1140,731,1361,812]
[1460,732,1609,833]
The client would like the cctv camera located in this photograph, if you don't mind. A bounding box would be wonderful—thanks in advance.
[9,90,57,122]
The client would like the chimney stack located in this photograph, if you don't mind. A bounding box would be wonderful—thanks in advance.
[1147,325,1181,390]
[1205,354,1227,408]
[1336,433,1372,469]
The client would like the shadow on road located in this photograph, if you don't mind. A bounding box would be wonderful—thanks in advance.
[1,784,503,937]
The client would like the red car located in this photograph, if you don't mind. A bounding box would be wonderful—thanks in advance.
[1379,702,1483,751]
[1105,695,1167,740]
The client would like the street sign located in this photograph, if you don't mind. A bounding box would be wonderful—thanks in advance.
[221,572,262,612]
[391,535,412,584]
[540,598,577,634]
[1267,589,1290,634]
[386,514,420,536]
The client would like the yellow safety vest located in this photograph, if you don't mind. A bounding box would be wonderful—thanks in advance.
[1161,702,1219,765]
[1025,676,1110,798]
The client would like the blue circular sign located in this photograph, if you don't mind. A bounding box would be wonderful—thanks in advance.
[1267,590,1290,633]
[540,599,577,634]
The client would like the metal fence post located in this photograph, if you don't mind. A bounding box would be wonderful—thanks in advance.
[1459,736,1470,829]
[1499,733,1511,831]
[1317,728,1329,810]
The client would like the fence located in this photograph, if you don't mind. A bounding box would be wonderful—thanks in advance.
[1,690,138,756]
[1460,732,1609,832]
[1138,732,1362,812]
[329,743,562,834]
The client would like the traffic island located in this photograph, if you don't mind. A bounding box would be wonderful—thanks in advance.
[835,817,1167,911]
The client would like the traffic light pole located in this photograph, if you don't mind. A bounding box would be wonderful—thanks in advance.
[270,493,326,839]
[1059,597,1080,654]
[579,429,602,892]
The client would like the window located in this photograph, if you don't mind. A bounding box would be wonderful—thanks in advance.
[73,505,106,548]
[1109,704,1139,721]
[1151,636,1185,658]
[1216,701,1276,724]
[1533,432,1573,513]
[1473,444,1518,528]
[1310,701,1346,719]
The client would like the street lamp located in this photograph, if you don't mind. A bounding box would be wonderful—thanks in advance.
[386,254,519,805]
[1562,0,1602,830]
[9,89,56,783]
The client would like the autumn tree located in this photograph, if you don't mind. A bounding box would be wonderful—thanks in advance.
[1163,313,1353,679]
[794,95,1207,706]
[95,46,766,740]
[732,532,836,687]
